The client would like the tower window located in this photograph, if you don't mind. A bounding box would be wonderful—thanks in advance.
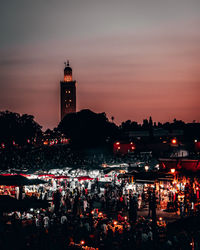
[64,75,72,82]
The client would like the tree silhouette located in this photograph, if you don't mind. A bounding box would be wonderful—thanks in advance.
[57,109,119,148]
[0,111,42,147]
[120,120,141,132]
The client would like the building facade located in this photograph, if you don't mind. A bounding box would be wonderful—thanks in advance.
[60,61,76,120]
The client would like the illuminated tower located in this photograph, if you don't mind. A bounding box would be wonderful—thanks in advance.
[60,61,76,120]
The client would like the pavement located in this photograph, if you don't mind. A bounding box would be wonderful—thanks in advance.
[138,208,180,223]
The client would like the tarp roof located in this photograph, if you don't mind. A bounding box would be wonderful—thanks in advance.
[0,175,46,186]
[118,171,173,182]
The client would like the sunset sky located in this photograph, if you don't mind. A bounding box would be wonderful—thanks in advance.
[0,0,200,129]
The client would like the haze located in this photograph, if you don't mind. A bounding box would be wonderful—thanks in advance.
[0,0,200,129]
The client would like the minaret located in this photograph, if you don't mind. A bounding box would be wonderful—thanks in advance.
[60,61,76,120]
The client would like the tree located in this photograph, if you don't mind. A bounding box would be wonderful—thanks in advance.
[57,109,119,148]
[120,120,132,131]
[0,111,42,147]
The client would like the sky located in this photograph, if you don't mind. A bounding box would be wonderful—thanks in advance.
[0,0,200,130]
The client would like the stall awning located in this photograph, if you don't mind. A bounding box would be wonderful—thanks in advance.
[0,175,46,186]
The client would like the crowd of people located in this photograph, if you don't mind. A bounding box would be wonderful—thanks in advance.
[0,144,152,171]
[1,145,200,249]
[1,179,200,249]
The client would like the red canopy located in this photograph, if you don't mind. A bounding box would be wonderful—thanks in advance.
[77,176,94,181]
[53,175,69,179]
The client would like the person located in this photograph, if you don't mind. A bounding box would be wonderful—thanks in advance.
[117,212,125,222]
[61,213,67,224]
[138,194,142,209]
[101,222,107,235]
[191,201,194,215]
[83,198,88,212]
[84,220,91,233]
[15,186,19,200]
[35,215,40,228]
[53,190,61,213]
[129,195,138,224]
[148,189,152,217]
[43,214,50,229]
[179,199,184,218]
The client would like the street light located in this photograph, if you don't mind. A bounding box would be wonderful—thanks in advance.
[170,168,175,174]
[171,138,177,145]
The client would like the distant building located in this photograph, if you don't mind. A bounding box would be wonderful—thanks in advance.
[126,131,150,138]
[60,61,76,120]
[153,128,169,137]
[113,141,135,155]
[126,129,183,139]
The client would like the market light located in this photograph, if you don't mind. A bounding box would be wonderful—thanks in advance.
[144,165,149,171]
[113,221,117,225]
[80,240,85,245]
[159,217,162,221]
[124,216,127,220]
[171,138,177,144]
[116,142,120,145]
[170,168,175,174]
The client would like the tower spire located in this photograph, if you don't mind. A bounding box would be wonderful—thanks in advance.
[60,61,76,120]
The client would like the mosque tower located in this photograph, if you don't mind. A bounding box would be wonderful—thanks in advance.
[60,61,76,120]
